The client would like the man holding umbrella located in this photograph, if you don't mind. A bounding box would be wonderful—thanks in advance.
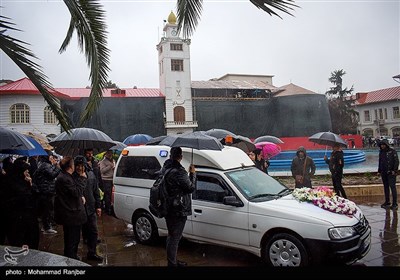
[324,144,347,198]
[162,147,196,267]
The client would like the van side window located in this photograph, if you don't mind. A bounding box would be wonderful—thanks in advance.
[116,156,161,179]
[194,174,230,203]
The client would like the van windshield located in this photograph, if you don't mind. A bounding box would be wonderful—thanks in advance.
[226,167,290,201]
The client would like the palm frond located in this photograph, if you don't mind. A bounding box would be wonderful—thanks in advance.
[0,18,72,131]
[249,0,298,18]
[176,0,203,39]
[62,0,110,126]
[176,0,298,38]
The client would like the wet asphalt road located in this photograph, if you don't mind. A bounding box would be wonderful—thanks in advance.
[35,195,400,267]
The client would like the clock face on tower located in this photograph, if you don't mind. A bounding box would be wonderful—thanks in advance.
[171,28,177,36]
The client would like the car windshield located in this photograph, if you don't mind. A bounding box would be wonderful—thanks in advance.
[225,167,290,201]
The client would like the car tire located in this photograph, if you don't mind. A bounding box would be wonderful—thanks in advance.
[132,211,159,245]
[264,233,309,266]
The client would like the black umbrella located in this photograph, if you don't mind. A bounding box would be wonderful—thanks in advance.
[0,127,35,151]
[309,131,347,148]
[254,135,284,144]
[2,136,48,156]
[110,141,127,151]
[159,131,224,163]
[146,135,168,146]
[49,128,115,157]
[204,128,237,140]
[221,135,256,153]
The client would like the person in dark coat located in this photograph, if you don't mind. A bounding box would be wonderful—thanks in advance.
[33,153,61,234]
[378,139,399,210]
[4,160,39,249]
[253,148,269,174]
[54,156,87,260]
[324,144,347,198]
[0,156,13,245]
[163,147,196,267]
[73,156,103,262]
[291,146,316,188]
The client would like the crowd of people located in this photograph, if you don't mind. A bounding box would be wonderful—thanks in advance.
[0,148,117,262]
[1,137,399,267]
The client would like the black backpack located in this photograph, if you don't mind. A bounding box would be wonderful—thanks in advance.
[149,168,173,218]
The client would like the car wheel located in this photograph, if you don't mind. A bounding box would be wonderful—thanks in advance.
[132,211,159,245]
[264,233,309,266]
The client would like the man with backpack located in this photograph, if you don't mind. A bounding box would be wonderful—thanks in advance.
[161,147,196,267]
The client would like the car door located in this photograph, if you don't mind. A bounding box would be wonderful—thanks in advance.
[190,172,249,246]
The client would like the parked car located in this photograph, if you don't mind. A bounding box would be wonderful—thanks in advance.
[113,145,371,266]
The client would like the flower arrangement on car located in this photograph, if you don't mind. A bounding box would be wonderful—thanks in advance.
[292,186,357,215]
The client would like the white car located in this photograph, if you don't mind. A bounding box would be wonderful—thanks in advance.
[113,145,371,266]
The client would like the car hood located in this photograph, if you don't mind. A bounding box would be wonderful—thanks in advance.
[249,194,363,226]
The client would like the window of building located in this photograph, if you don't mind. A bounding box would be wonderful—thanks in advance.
[374,109,378,120]
[364,110,370,122]
[115,156,161,180]
[171,59,183,71]
[363,128,373,137]
[10,103,30,124]
[379,108,384,119]
[384,108,388,119]
[170,43,183,51]
[44,106,57,124]
[393,107,400,119]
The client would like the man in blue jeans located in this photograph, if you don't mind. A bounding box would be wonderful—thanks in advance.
[378,139,399,210]
[162,147,196,267]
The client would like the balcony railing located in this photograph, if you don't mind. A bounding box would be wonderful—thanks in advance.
[165,120,198,129]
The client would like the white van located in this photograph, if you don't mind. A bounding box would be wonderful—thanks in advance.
[113,145,371,266]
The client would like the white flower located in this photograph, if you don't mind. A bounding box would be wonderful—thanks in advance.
[293,186,357,215]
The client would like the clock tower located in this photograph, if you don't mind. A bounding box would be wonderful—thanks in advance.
[157,11,198,135]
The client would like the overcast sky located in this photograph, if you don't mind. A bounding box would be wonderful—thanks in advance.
[0,0,399,94]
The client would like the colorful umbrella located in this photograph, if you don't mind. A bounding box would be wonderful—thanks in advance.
[255,141,281,159]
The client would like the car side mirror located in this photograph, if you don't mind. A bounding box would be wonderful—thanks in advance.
[223,196,244,207]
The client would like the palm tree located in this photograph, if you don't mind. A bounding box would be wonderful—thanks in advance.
[0,0,297,131]
[176,0,298,38]
[0,0,110,131]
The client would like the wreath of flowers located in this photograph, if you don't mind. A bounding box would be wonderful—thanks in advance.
[292,186,357,215]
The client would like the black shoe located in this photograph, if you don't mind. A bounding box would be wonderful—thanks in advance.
[391,204,398,210]
[177,260,187,267]
[381,202,391,209]
[87,254,103,261]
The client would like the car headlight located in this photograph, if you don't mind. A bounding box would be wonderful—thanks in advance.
[328,227,356,240]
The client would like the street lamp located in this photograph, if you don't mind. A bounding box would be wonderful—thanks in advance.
[393,74,400,84]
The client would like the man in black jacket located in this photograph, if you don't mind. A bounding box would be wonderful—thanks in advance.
[73,156,103,262]
[378,139,399,210]
[54,157,87,260]
[163,147,196,267]
[324,144,347,198]
[34,153,60,234]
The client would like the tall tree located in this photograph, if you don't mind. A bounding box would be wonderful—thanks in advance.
[0,0,298,131]
[325,70,358,134]
[0,0,110,131]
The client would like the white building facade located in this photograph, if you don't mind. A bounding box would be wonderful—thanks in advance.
[353,86,400,137]
[0,78,61,137]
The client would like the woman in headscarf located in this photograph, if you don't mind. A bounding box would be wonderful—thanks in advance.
[4,160,40,249]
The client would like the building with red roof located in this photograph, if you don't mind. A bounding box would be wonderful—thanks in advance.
[353,85,400,137]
